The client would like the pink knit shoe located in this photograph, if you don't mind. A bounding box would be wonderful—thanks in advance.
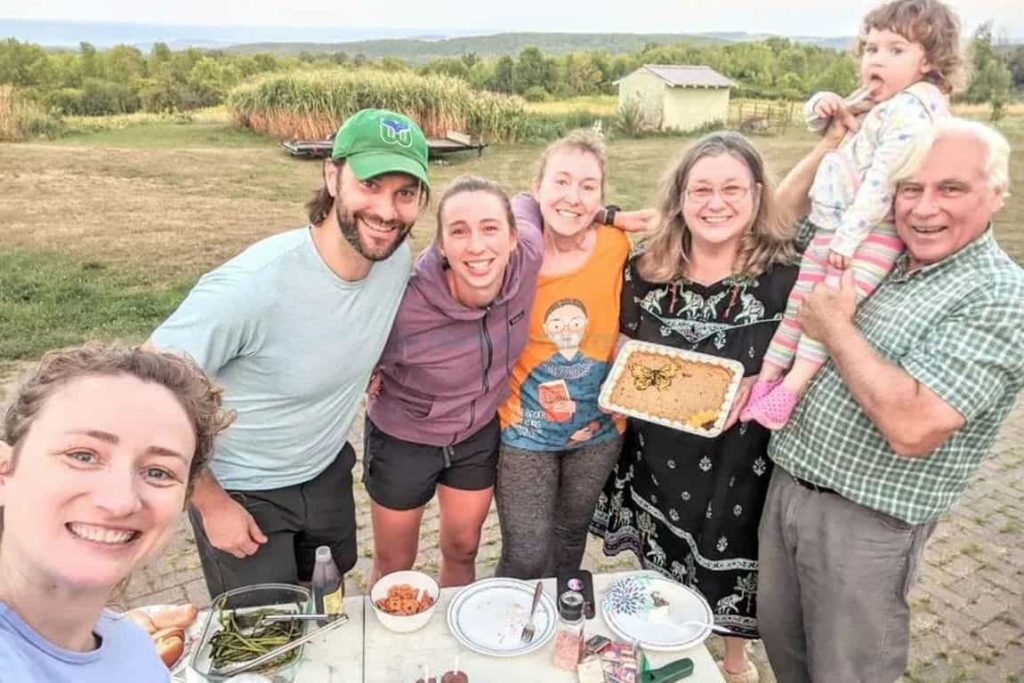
[739,379,780,423]
[744,383,801,430]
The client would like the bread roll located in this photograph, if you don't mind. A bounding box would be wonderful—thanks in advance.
[155,632,184,668]
[150,626,186,643]
[150,603,198,629]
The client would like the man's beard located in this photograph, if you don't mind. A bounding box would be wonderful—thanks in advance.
[336,203,413,262]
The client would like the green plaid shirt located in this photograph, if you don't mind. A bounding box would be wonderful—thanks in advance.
[770,229,1024,524]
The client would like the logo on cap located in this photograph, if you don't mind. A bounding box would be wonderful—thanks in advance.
[380,118,413,148]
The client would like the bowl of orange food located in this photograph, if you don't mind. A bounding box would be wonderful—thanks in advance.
[370,570,439,634]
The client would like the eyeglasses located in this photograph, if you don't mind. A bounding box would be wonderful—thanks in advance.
[545,317,586,334]
[684,184,751,203]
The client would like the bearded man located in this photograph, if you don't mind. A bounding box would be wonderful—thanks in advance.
[148,109,430,593]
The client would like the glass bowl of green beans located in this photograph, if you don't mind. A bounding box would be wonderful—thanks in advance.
[188,583,311,682]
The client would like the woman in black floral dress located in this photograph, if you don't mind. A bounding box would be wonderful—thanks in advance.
[590,132,797,683]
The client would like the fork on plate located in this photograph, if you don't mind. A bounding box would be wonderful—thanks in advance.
[519,581,545,644]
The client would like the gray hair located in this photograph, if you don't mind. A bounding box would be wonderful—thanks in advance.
[893,118,1011,193]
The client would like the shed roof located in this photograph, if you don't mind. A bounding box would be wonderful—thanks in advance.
[619,64,735,89]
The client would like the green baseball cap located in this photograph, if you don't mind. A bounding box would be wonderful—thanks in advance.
[331,109,430,189]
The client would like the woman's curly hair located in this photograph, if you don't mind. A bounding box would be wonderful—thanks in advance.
[858,0,963,94]
[3,343,234,499]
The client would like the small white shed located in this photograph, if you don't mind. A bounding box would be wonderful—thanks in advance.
[616,64,735,132]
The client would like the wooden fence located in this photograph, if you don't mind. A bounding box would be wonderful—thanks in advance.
[727,100,799,136]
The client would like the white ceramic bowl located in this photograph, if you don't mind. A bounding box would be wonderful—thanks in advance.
[369,570,439,634]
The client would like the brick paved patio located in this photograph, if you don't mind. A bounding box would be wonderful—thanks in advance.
[113,398,1024,681]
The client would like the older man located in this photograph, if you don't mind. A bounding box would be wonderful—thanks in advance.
[758,118,1024,682]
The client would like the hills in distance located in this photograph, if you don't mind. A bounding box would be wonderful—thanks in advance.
[1,19,857,61]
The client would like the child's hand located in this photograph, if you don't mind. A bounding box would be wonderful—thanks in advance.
[813,93,843,119]
[821,103,861,144]
[827,251,850,270]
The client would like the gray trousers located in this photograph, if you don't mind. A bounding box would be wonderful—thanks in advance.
[495,435,624,579]
[757,468,936,683]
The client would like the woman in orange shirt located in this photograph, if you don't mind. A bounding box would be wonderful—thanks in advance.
[496,129,646,579]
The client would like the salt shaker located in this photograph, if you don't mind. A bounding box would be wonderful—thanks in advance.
[551,590,585,670]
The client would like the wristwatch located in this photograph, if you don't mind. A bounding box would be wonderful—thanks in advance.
[601,205,621,226]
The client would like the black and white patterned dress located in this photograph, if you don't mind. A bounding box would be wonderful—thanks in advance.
[590,254,798,638]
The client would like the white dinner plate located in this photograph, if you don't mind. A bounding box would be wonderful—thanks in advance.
[446,578,557,657]
[601,573,714,651]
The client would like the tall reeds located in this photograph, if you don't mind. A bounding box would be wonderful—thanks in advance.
[0,85,61,140]
[0,85,16,139]
[227,70,527,143]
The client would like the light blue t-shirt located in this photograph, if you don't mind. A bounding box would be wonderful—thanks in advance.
[152,226,412,490]
[0,604,169,683]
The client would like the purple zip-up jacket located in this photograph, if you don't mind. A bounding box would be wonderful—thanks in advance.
[367,213,542,446]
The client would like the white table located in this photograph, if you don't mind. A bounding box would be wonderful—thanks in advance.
[360,571,725,683]
[189,571,725,682]
[294,593,366,682]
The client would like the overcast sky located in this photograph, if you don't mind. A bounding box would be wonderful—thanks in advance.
[3,0,1022,38]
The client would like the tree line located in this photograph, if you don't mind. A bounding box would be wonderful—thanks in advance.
[0,25,1018,118]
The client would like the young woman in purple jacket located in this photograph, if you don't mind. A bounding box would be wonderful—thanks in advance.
[364,175,544,587]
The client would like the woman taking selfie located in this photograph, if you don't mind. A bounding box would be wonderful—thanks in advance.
[0,344,231,682]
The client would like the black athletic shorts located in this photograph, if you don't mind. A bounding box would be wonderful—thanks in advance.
[363,416,500,511]
[189,444,358,597]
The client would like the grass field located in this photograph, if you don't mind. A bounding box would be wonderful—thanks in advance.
[524,95,620,116]
[1,114,1022,374]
